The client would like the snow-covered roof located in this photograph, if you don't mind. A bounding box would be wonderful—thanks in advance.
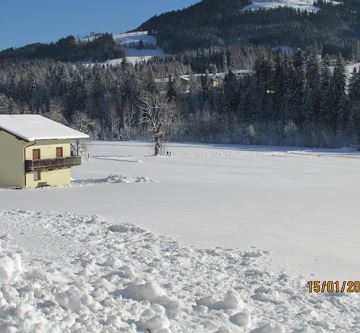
[0,115,89,141]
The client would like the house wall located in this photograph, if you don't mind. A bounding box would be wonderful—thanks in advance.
[25,168,71,188]
[0,130,27,188]
[24,139,71,160]
[25,139,72,188]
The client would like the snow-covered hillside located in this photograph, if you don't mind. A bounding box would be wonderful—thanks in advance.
[113,31,165,61]
[113,31,157,48]
[81,31,165,65]
[242,0,336,13]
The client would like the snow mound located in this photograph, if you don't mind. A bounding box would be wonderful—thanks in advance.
[0,253,22,284]
[0,209,359,332]
[230,311,252,328]
[118,281,181,317]
[196,290,245,311]
[136,312,170,332]
[72,174,153,186]
[56,286,91,313]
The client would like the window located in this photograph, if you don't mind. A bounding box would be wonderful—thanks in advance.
[32,149,41,160]
[56,147,63,158]
[34,171,41,181]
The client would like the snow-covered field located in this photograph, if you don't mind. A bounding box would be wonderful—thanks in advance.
[242,0,320,13]
[113,31,165,64]
[1,141,360,332]
[113,31,157,48]
[241,0,340,13]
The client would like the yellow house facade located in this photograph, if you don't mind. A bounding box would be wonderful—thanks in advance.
[0,115,89,188]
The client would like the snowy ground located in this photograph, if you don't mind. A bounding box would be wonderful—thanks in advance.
[1,141,360,332]
[1,210,359,333]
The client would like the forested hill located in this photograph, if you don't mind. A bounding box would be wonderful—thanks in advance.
[139,0,360,60]
[2,0,360,62]
[0,34,125,63]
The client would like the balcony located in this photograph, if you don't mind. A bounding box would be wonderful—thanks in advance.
[25,156,82,172]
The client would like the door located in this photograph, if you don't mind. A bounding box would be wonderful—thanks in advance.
[56,147,63,158]
[32,149,41,160]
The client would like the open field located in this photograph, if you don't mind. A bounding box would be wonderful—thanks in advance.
[1,141,359,332]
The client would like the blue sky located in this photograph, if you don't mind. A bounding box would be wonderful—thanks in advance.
[0,0,199,51]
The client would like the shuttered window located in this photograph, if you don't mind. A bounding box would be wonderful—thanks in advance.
[32,149,41,160]
[56,147,63,158]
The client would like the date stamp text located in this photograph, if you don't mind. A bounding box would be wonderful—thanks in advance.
[308,281,360,293]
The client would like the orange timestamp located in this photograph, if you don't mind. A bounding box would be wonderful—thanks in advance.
[308,280,360,293]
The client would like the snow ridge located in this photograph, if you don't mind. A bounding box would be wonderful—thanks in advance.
[72,174,153,186]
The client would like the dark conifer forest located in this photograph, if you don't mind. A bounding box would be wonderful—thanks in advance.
[140,0,360,61]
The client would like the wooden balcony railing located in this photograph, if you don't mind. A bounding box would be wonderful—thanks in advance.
[25,156,82,172]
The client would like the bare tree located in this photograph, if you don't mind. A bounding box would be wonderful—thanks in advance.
[139,93,175,156]
[71,111,100,138]
[46,98,68,125]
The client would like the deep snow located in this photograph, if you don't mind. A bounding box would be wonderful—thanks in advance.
[0,210,358,333]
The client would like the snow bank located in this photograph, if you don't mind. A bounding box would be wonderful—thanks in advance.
[0,210,358,332]
[72,174,153,186]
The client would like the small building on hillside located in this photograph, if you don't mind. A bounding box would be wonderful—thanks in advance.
[0,115,89,188]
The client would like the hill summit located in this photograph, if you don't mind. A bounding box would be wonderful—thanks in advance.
[139,0,359,60]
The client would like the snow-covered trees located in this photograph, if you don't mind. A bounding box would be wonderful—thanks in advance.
[139,93,175,156]
[0,50,357,147]
[71,111,100,138]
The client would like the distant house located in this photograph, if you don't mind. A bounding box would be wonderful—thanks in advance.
[210,78,222,88]
[154,70,256,94]
[0,115,89,188]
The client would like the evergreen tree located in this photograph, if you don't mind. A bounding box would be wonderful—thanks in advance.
[331,56,347,132]
[291,50,306,125]
[319,56,333,129]
[167,76,177,101]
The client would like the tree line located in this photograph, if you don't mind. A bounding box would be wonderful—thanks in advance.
[1,48,360,148]
[0,34,125,63]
